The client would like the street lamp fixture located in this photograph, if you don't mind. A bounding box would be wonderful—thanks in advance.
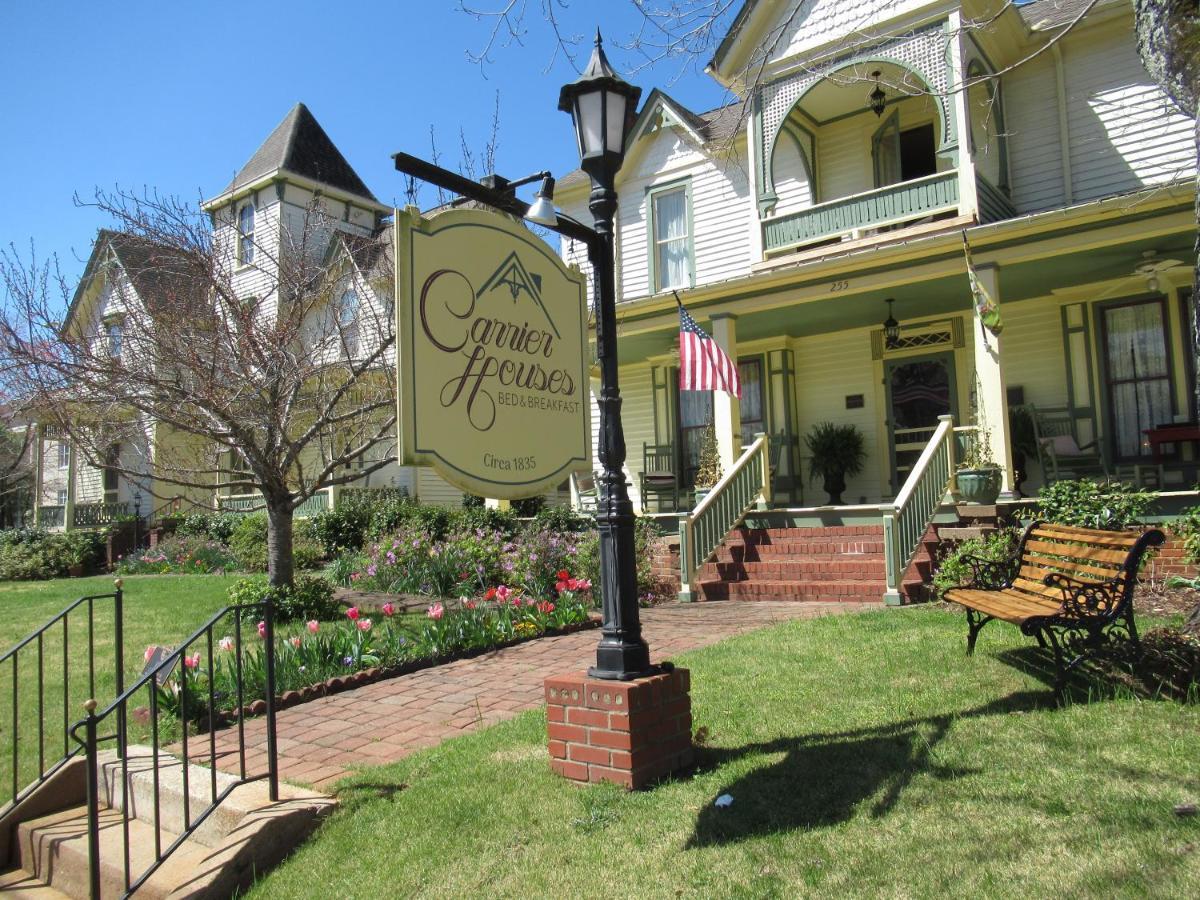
[525,175,558,226]
[558,31,652,681]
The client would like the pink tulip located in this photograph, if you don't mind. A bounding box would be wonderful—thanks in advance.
[306,620,320,634]
[183,652,200,670]
[427,602,445,620]
[289,636,302,648]
[357,618,373,632]
[143,646,156,663]
[346,606,360,621]
[495,585,511,603]
[257,620,267,639]
[464,599,477,610]
[218,636,234,652]
[381,602,396,617]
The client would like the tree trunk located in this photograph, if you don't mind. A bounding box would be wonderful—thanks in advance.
[264,493,295,589]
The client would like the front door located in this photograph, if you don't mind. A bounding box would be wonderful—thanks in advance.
[884,353,958,493]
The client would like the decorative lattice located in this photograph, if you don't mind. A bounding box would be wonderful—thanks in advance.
[760,23,952,168]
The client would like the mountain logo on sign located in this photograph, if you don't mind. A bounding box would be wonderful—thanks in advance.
[476,251,561,339]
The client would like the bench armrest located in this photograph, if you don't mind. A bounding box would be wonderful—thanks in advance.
[1043,572,1126,618]
[960,552,1019,591]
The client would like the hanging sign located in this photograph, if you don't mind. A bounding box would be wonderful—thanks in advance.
[394,206,591,498]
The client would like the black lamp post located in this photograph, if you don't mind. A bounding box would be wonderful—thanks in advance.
[558,32,652,680]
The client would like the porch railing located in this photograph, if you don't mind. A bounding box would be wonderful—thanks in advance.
[0,584,124,827]
[219,489,331,517]
[880,414,958,606]
[678,434,771,602]
[37,505,65,529]
[73,501,131,528]
[70,599,278,899]
[762,170,960,253]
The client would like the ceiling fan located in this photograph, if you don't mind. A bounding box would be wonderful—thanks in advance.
[1134,250,1184,293]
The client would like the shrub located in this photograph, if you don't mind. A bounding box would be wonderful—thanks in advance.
[573,516,668,606]
[228,514,323,573]
[512,495,545,517]
[1037,479,1155,530]
[174,512,240,543]
[116,534,238,575]
[530,504,593,534]
[226,574,339,624]
[455,505,519,536]
[1170,505,1200,567]
[0,528,107,581]
[932,528,1020,599]
[327,551,369,587]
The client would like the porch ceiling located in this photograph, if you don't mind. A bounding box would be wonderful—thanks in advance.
[613,227,1194,365]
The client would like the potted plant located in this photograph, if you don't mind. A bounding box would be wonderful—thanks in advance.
[805,422,865,505]
[956,430,1003,504]
[1007,405,1038,498]
[693,424,722,505]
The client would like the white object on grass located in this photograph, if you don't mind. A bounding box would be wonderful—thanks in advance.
[714,794,733,808]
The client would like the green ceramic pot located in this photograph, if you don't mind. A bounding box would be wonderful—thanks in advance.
[956,467,1002,504]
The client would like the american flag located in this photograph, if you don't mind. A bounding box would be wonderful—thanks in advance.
[677,296,741,397]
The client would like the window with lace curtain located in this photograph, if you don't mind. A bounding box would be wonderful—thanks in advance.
[1101,298,1174,460]
[649,182,693,292]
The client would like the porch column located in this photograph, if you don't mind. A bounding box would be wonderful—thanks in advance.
[64,441,77,532]
[709,313,741,472]
[972,264,1015,499]
[31,425,44,527]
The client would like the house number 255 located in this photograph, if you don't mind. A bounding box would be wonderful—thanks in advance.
[829,280,850,292]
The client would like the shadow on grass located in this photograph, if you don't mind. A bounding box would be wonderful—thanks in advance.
[687,690,1048,847]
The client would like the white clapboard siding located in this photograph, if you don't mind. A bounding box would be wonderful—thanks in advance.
[415,469,465,508]
[612,127,752,299]
[1063,19,1196,202]
[999,297,1069,410]
[1004,52,1068,213]
[770,134,815,215]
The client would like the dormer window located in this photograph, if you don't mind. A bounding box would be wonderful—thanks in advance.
[238,203,255,266]
[650,182,693,292]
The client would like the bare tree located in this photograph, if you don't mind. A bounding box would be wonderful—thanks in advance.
[0,189,397,587]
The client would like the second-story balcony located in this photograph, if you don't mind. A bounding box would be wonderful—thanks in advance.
[762,170,960,254]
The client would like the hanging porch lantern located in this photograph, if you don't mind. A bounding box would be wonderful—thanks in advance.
[869,71,887,117]
[883,298,900,348]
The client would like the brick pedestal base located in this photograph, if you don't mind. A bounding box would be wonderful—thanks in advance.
[544,667,693,790]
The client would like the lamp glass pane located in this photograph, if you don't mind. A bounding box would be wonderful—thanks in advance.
[577,91,604,154]
[605,91,626,152]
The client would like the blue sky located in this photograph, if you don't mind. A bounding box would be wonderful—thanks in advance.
[0,1,734,282]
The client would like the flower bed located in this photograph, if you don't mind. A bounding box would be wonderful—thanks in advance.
[148,575,596,727]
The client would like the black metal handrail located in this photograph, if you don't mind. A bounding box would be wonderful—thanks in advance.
[69,600,278,900]
[0,583,124,826]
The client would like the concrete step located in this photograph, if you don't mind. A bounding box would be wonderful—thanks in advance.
[96,747,247,849]
[0,867,72,898]
[12,803,206,900]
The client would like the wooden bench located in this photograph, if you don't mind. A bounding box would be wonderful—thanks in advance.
[944,521,1164,689]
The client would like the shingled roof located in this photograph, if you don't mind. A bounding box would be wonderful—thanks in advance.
[220,103,378,203]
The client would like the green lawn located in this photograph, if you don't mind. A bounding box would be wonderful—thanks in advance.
[0,574,246,803]
[248,607,1200,899]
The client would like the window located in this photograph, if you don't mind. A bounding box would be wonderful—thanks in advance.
[103,444,120,502]
[56,490,68,506]
[650,184,692,292]
[1101,299,1174,459]
[238,203,255,266]
[57,443,70,469]
[737,359,764,444]
[106,321,122,359]
[337,289,360,356]
[678,389,713,487]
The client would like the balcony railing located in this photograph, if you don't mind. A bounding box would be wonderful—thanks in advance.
[37,505,65,529]
[73,501,132,528]
[763,170,960,254]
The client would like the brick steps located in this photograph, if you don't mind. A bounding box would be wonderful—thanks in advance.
[693,523,936,605]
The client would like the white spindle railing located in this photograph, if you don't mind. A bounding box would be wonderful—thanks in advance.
[678,433,771,602]
[880,414,960,605]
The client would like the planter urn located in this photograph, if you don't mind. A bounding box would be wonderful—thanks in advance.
[956,467,1002,505]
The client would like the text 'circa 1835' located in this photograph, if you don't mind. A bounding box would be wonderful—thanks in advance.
[395,206,592,498]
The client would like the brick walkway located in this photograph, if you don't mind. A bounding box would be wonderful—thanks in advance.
[207,600,874,789]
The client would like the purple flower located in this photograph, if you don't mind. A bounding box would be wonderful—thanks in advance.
[342,656,354,666]
[367,564,377,577]
[386,551,396,564]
